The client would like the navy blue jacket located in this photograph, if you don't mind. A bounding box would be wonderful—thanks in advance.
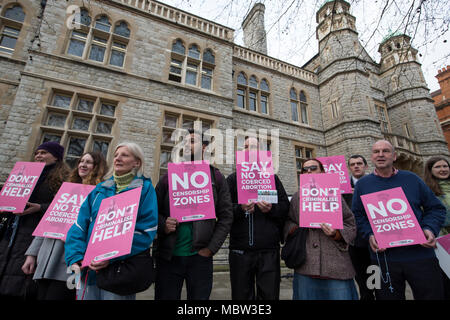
[352,170,446,262]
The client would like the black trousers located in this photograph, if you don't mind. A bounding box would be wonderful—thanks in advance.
[349,245,375,300]
[154,254,213,300]
[373,256,444,300]
[36,279,76,300]
[229,249,280,300]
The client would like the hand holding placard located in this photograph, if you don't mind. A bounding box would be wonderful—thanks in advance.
[361,187,427,249]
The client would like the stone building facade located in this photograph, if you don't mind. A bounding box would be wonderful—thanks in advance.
[0,0,448,198]
[431,66,450,151]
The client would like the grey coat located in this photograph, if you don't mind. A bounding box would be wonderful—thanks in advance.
[25,237,69,282]
[284,192,356,280]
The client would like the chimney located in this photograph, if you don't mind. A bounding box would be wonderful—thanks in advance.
[242,3,267,55]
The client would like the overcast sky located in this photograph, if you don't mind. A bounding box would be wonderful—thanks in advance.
[161,0,449,92]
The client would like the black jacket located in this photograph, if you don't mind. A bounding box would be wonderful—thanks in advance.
[342,176,368,248]
[226,172,289,251]
[0,163,59,298]
[153,165,233,261]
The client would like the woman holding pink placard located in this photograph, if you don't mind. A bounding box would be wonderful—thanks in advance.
[284,158,358,300]
[0,142,70,299]
[65,142,158,300]
[22,152,107,300]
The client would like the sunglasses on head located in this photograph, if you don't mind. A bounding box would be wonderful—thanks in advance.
[302,165,318,172]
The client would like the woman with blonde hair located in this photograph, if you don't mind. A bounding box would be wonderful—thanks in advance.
[65,142,158,300]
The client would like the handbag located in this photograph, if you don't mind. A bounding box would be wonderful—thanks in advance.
[281,226,307,269]
[96,249,155,296]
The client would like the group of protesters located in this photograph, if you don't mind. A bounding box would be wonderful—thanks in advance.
[0,129,449,301]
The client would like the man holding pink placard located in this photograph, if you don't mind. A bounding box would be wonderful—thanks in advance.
[226,136,289,300]
[168,161,216,223]
[153,129,233,300]
[352,140,446,300]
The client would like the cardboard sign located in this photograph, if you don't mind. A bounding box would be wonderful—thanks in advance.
[0,162,45,213]
[236,151,276,204]
[299,173,343,229]
[360,187,427,249]
[317,155,352,194]
[436,234,450,278]
[82,187,141,267]
[168,161,216,222]
[33,182,95,241]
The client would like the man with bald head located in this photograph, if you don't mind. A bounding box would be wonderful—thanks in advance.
[352,140,446,300]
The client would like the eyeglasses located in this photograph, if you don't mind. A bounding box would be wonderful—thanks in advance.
[302,165,318,173]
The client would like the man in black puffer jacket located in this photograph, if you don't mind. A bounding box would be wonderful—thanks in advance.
[226,136,289,300]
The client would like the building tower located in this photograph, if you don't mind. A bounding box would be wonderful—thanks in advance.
[242,3,267,55]
[316,0,380,161]
[378,33,449,169]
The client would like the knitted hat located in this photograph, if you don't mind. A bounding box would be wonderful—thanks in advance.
[36,141,64,161]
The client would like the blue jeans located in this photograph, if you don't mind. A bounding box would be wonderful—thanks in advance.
[77,281,135,300]
[293,273,358,300]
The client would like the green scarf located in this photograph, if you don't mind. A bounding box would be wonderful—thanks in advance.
[113,171,135,193]
[439,180,450,206]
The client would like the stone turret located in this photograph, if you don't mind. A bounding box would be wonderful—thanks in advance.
[242,3,267,55]
[378,32,419,73]
[316,0,356,43]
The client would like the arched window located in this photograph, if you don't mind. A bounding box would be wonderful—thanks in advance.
[299,91,308,124]
[237,72,247,85]
[201,49,215,90]
[249,75,258,88]
[110,21,130,67]
[237,72,247,109]
[203,49,215,64]
[168,40,215,90]
[0,4,25,54]
[236,72,270,114]
[260,79,269,114]
[188,44,200,59]
[95,15,111,32]
[290,88,299,122]
[114,21,130,38]
[4,4,25,22]
[290,88,309,124]
[66,11,130,68]
[169,39,185,83]
[172,39,185,55]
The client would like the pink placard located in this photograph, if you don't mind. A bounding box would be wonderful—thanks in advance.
[437,234,450,255]
[317,155,352,194]
[236,151,276,204]
[360,187,427,249]
[33,182,95,241]
[168,161,216,222]
[0,162,46,213]
[82,187,141,267]
[299,173,343,229]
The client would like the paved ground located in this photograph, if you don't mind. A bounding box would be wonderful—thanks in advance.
[137,267,413,300]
